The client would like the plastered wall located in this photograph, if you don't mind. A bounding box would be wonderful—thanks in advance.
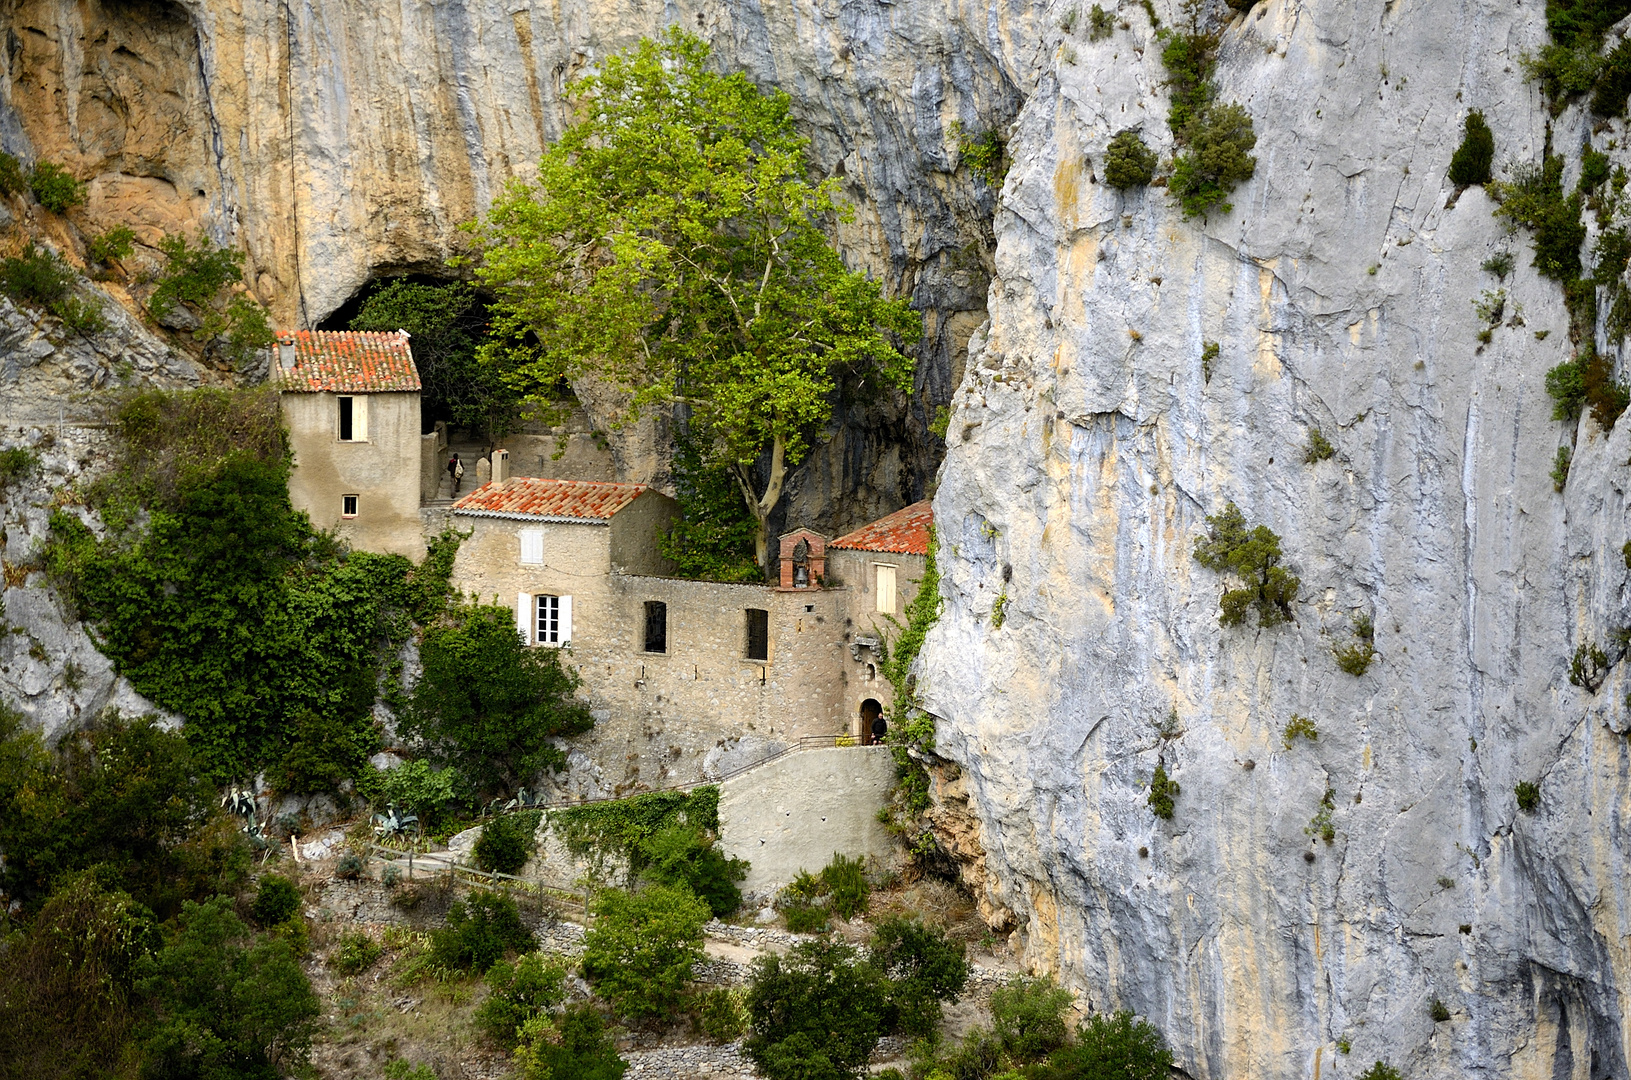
[717,745,900,897]
[282,391,423,559]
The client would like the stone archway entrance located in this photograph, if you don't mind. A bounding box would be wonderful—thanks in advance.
[860,698,884,744]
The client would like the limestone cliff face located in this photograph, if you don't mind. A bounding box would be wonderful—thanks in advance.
[923,1,1631,1077]
[1,0,1044,527]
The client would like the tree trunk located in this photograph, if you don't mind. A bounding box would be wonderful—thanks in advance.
[732,436,787,575]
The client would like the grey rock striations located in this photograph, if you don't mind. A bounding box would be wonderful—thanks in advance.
[2,0,1049,528]
[923,1,1631,1077]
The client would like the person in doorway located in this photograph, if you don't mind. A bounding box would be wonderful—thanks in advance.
[447,453,464,495]
[861,700,886,745]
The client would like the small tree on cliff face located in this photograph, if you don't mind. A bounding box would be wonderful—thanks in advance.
[467,29,921,570]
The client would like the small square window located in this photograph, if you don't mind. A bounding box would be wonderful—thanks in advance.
[341,494,358,518]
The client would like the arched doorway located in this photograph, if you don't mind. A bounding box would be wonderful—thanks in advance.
[860,698,884,745]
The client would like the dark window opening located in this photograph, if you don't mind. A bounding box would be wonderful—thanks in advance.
[644,601,667,653]
[338,396,354,440]
[745,608,769,661]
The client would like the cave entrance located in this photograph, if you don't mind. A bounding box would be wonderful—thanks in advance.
[317,273,495,436]
[860,698,884,745]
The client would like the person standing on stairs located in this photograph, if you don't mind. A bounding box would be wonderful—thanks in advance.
[447,453,464,496]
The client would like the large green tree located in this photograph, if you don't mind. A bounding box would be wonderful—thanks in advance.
[468,29,921,568]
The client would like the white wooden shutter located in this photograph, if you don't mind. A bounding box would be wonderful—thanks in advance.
[559,595,573,647]
[354,395,369,441]
[876,565,897,614]
[516,592,531,643]
[519,529,544,565]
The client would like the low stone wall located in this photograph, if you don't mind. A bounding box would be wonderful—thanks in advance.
[717,745,899,897]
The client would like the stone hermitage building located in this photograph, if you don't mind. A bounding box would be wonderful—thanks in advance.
[274,330,933,796]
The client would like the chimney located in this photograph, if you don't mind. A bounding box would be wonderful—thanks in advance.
[492,448,510,487]
[277,335,296,370]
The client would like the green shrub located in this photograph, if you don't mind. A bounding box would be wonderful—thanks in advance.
[358,759,471,835]
[1430,997,1451,1022]
[1581,148,1613,191]
[1088,4,1115,39]
[952,121,1008,185]
[89,226,137,265]
[1515,780,1541,812]
[0,446,39,485]
[203,294,276,368]
[514,1004,628,1080]
[29,162,86,213]
[1448,111,1494,186]
[0,708,247,917]
[1147,762,1179,820]
[251,874,303,926]
[693,986,750,1041]
[1201,340,1219,381]
[1570,640,1609,692]
[330,931,383,975]
[1104,130,1159,189]
[430,891,536,973]
[580,884,709,1020]
[1305,788,1336,843]
[1304,429,1335,463]
[1552,444,1573,491]
[869,917,970,1038]
[744,939,888,1080]
[1031,1011,1173,1080]
[1493,157,1584,282]
[1282,714,1317,749]
[638,822,747,917]
[779,852,871,928]
[1192,502,1300,627]
[0,152,25,196]
[0,873,160,1079]
[475,812,538,874]
[0,243,74,307]
[1594,40,1631,114]
[53,293,106,335]
[404,601,594,800]
[134,897,322,1080]
[991,975,1074,1063]
[1483,251,1515,279]
[1170,102,1258,217]
[475,953,566,1046]
[1357,1063,1404,1080]
[148,233,245,321]
[384,1061,438,1080]
[1333,614,1376,676]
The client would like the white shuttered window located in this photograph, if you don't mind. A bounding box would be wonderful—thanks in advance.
[519,529,544,565]
[516,593,572,646]
[875,564,897,614]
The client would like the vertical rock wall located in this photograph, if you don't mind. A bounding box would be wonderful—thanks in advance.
[924,1,1631,1077]
[1,0,1048,528]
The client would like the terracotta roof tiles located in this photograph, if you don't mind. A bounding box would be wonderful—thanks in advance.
[830,500,933,555]
[271,330,421,393]
[452,477,651,522]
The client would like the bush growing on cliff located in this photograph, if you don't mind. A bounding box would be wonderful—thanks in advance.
[430,891,537,974]
[869,917,970,1038]
[1333,614,1376,675]
[476,953,567,1046]
[29,162,85,214]
[1515,780,1542,812]
[1357,1062,1404,1080]
[1031,1010,1174,1080]
[89,226,136,266]
[744,939,889,1080]
[581,884,709,1021]
[1159,18,1257,217]
[1192,502,1300,627]
[1448,111,1495,186]
[1147,762,1180,820]
[0,243,103,333]
[0,152,25,196]
[474,811,540,874]
[404,601,593,800]
[514,1004,628,1080]
[1104,130,1159,189]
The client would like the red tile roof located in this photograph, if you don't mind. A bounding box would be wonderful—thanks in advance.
[452,477,651,522]
[271,330,421,393]
[831,500,933,555]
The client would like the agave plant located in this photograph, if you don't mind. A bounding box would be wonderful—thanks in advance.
[373,802,420,845]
